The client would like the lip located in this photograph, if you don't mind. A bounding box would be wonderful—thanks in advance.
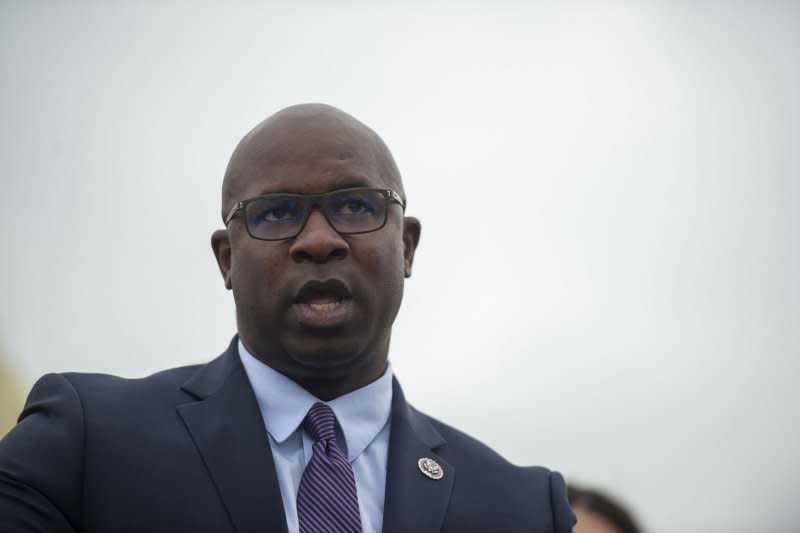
[293,278,352,303]
[292,298,354,328]
[292,278,354,329]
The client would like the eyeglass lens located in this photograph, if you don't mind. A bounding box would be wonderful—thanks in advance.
[244,189,388,240]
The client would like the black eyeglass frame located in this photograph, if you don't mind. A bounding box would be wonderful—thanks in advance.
[223,187,406,241]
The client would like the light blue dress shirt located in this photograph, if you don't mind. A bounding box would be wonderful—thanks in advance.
[238,340,393,533]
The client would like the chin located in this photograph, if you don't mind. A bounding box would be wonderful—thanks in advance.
[285,338,369,375]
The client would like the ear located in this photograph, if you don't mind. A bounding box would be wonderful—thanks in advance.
[401,216,421,278]
[211,229,233,290]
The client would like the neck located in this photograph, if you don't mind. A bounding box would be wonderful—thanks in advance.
[240,336,390,401]
[290,356,388,401]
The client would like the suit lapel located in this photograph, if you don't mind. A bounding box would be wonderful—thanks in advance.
[382,379,455,533]
[177,340,288,533]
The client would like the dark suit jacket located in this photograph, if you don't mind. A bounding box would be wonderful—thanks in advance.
[0,338,575,532]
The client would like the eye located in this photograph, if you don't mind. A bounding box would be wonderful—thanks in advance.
[260,207,290,221]
[343,200,368,214]
[250,198,302,224]
[334,196,377,216]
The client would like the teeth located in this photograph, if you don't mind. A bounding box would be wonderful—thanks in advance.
[308,301,340,311]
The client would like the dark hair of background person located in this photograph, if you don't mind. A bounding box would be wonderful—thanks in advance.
[568,485,643,533]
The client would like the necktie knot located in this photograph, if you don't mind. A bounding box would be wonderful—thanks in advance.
[303,401,337,443]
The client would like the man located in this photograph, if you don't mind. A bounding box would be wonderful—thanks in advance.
[0,104,575,532]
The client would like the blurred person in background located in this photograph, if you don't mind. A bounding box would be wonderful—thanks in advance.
[569,485,643,533]
[0,355,25,437]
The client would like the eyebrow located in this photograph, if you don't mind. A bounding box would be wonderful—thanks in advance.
[256,176,375,196]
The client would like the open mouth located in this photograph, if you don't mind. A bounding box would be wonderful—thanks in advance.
[306,299,342,312]
[293,279,353,327]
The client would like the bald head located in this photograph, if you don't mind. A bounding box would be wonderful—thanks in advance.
[221,103,404,220]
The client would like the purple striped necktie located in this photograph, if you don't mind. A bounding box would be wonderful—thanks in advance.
[297,402,362,533]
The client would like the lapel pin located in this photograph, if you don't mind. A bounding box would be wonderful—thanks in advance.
[418,457,444,480]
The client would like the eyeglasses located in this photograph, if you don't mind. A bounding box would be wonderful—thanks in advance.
[224,187,406,241]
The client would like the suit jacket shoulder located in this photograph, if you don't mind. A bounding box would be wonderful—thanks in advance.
[386,383,575,533]
[0,340,283,533]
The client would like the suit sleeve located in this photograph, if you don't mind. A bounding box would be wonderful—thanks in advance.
[0,373,84,532]
[549,470,576,533]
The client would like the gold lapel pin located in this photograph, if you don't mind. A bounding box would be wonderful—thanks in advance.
[417,457,444,480]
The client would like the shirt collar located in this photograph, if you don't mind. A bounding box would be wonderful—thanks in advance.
[238,339,393,462]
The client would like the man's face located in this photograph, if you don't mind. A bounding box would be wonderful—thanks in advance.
[212,112,420,390]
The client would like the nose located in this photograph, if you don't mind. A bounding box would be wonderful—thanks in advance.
[289,209,349,263]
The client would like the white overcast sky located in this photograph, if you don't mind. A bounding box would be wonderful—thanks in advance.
[1,2,799,532]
